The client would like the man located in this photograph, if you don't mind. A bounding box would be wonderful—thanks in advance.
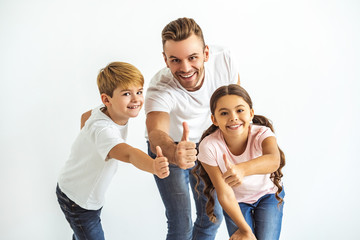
[145,17,240,240]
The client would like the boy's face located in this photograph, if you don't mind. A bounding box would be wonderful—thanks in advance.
[163,34,209,92]
[103,85,144,125]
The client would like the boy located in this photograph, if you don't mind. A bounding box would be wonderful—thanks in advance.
[56,62,169,240]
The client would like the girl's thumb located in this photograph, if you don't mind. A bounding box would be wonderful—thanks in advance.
[223,153,232,170]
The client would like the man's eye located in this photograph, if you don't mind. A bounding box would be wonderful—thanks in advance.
[189,56,197,60]
[171,59,180,63]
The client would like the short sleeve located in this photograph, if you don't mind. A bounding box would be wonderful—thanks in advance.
[254,126,276,151]
[197,137,219,167]
[93,126,125,160]
[145,87,175,114]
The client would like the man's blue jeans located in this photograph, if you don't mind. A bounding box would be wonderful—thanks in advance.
[223,188,285,240]
[56,184,105,240]
[148,142,223,240]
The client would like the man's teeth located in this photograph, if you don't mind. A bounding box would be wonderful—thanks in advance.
[180,72,195,78]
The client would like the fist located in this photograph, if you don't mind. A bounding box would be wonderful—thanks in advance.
[175,122,197,169]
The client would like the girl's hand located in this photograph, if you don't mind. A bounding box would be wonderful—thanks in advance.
[229,229,257,240]
[154,146,170,179]
[223,154,245,187]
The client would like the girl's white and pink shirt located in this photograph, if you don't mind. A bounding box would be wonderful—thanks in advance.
[198,124,279,204]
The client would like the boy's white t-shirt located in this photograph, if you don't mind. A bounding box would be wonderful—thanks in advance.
[198,124,278,204]
[58,105,128,210]
[145,45,239,143]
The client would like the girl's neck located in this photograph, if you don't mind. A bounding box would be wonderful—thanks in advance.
[222,127,250,156]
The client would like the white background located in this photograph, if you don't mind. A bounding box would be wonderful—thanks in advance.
[1,0,359,239]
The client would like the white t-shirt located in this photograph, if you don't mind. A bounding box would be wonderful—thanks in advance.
[58,105,128,210]
[145,45,239,143]
[197,125,278,204]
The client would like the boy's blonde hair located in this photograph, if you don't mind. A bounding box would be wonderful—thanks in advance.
[97,62,144,97]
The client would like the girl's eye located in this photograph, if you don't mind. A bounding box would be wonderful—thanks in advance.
[220,112,228,116]
[237,109,244,113]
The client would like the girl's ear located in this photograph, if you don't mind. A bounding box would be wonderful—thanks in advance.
[211,114,218,126]
[101,93,111,107]
[250,108,254,121]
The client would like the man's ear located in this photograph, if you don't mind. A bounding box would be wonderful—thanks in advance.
[162,52,169,68]
[211,114,218,126]
[204,45,210,62]
[101,93,111,107]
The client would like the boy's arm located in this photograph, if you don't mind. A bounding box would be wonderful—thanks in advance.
[108,143,169,179]
[201,162,255,239]
[81,110,91,129]
[146,111,196,169]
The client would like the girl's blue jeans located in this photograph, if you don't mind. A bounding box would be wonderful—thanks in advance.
[56,184,105,240]
[148,142,223,240]
[223,188,285,240]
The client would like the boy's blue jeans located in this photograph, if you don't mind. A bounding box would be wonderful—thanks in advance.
[56,184,105,240]
[148,142,223,240]
[223,188,285,240]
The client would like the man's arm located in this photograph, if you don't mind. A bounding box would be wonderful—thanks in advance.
[146,111,196,169]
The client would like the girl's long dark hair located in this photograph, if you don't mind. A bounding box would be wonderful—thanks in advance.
[192,84,285,223]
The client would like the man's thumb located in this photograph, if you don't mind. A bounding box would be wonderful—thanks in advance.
[223,153,232,170]
[156,146,163,157]
[181,122,189,141]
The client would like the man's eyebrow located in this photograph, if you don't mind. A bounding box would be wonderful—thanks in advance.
[168,53,199,59]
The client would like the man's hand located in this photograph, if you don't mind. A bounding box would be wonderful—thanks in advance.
[154,146,170,179]
[223,154,245,188]
[175,122,197,169]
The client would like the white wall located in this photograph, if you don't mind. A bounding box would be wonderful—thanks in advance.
[1,0,359,239]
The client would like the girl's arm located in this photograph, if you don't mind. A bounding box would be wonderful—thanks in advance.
[201,162,255,239]
[224,137,280,187]
[108,143,169,179]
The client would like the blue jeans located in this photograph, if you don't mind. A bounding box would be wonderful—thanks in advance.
[56,184,105,240]
[223,188,285,240]
[148,142,223,240]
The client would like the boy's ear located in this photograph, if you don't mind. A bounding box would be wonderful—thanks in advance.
[211,115,218,126]
[101,93,111,106]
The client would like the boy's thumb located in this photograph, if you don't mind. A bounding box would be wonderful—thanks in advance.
[156,146,163,157]
[223,153,232,170]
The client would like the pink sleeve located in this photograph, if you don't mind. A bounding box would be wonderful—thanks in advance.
[197,137,219,167]
[255,126,276,150]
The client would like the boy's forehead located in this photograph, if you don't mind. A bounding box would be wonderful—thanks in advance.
[117,84,143,91]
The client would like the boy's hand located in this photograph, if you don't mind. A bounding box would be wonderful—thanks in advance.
[230,229,257,240]
[223,154,245,188]
[154,146,170,179]
[175,122,197,169]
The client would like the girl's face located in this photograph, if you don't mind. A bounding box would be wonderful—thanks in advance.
[211,95,254,137]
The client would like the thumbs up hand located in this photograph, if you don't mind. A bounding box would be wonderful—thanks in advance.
[175,122,197,170]
[154,146,170,179]
[223,154,245,188]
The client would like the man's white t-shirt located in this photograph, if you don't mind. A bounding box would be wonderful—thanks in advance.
[145,45,239,143]
[58,105,128,210]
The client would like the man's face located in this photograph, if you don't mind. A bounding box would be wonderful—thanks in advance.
[163,34,209,91]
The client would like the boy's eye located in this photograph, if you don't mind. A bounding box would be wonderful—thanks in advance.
[123,92,130,96]
[137,91,143,95]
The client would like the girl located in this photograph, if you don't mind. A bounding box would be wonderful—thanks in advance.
[194,84,285,240]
